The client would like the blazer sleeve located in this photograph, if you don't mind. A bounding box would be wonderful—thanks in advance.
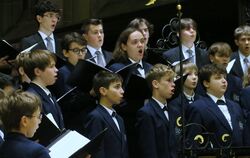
[135,110,158,158]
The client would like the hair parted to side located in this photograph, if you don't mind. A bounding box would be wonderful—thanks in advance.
[0,90,42,132]
[146,64,175,91]
[81,19,103,34]
[21,50,56,80]
[208,42,232,57]
[93,71,123,98]
[128,18,154,35]
[234,25,250,40]
[61,32,87,51]
[199,63,227,85]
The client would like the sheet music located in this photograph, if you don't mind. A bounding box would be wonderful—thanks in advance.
[48,131,90,158]
[46,113,59,129]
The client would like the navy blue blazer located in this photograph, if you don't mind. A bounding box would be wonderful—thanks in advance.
[84,105,129,158]
[135,98,177,158]
[230,51,244,79]
[162,46,209,68]
[195,73,242,103]
[240,87,250,116]
[21,32,62,56]
[27,83,64,130]
[109,59,152,77]
[186,95,244,148]
[0,132,50,158]
[169,92,201,117]
[85,48,112,66]
[241,88,250,146]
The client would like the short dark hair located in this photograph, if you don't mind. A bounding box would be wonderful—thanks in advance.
[81,19,103,34]
[180,18,197,31]
[128,18,154,35]
[61,32,87,51]
[0,90,42,132]
[34,0,61,16]
[93,71,123,98]
[199,63,227,88]
[22,50,56,80]
[208,42,232,57]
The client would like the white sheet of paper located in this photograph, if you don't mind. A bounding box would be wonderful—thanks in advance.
[48,131,90,158]
[46,113,59,129]
[226,59,236,73]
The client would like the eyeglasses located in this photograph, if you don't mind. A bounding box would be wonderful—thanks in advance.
[43,13,61,21]
[27,113,43,120]
[68,48,87,55]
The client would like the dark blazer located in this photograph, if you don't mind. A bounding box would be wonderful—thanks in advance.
[225,73,242,103]
[108,59,152,77]
[240,87,250,146]
[230,51,244,79]
[21,32,62,56]
[0,132,50,158]
[195,73,243,103]
[169,92,201,117]
[84,105,129,158]
[135,98,177,158]
[85,48,112,66]
[162,46,209,69]
[186,95,244,148]
[27,83,64,130]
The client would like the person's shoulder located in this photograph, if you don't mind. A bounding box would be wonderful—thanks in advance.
[162,46,178,57]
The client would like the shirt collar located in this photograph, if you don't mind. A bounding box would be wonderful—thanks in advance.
[207,93,226,104]
[38,31,54,41]
[182,44,195,54]
[87,45,102,57]
[128,58,143,68]
[239,50,250,62]
[152,97,167,109]
[101,104,116,116]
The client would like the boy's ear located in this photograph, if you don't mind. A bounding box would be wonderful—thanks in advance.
[121,43,127,52]
[203,80,209,88]
[63,49,69,58]
[209,54,214,63]
[36,15,42,23]
[234,39,239,46]
[152,80,159,89]
[34,67,42,76]
[20,116,29,128]
[82,33,88,42]
[99,87,107,96]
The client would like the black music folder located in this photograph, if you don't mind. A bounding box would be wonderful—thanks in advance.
[47,128,107,158]
[145,48,172,66]
[124,74,151,100]
[0,40,19,60]
[68,59,137,92]
[33,114,62,146]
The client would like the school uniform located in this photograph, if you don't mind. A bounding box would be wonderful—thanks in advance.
[27,82,64,130]
[84,105,129,158]
[135,98,177,158]
[186,95,244,148]
[0,132,50,158]
[21,32,62,56]
[162,46,209,69]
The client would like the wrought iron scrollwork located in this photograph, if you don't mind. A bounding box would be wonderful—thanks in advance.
[156,17,207,51]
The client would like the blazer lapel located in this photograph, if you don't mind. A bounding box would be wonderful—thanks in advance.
[205,97,232,131]
[97,105,122,140]
[150,99,169,126]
